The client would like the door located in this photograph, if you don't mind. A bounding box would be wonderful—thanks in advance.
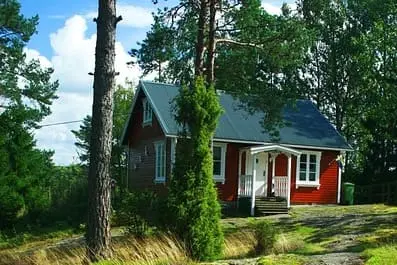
[255,152,268,196]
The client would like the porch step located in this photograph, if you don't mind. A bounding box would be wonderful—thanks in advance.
[255,196,288,215]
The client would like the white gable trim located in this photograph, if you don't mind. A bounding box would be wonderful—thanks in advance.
[120,81,169,146]
[140,81,169,134]
[250,144,302,156]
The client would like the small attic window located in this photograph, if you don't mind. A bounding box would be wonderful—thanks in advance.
[142,98,152,126]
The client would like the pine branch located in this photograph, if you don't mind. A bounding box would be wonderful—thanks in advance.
[215,38,265,49]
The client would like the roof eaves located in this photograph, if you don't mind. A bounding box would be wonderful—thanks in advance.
[308,101,353,150]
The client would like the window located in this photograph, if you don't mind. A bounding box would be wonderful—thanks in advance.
[213,143,227,183]
[154,141,166,183]
[142,98,152,125]
[297,151,321,188]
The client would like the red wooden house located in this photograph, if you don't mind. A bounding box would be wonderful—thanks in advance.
[121,81,352,215]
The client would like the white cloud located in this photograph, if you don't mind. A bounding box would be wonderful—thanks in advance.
[31,14,142,165]
[261,1,297,15]
[261,2,282,15]
[85,3,153,28]
[24,48,52,68]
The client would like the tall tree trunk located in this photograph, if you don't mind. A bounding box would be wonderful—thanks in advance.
[206,0,216,85]
[86,0,118,261]
[194,0,208,76]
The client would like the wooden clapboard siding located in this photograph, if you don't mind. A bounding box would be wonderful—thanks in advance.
[127,89,168,195]
[290,150,339,204]
[216,143,245,202]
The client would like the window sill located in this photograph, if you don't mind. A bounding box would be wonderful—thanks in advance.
[142,120,152,127]
[296,182,320,189]
[154,178,165,184]
[214,177,225,184]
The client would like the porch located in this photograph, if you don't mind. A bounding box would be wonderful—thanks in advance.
[237,145,301,216]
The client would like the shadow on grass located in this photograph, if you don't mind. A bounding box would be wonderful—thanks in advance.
[274,209,397,256]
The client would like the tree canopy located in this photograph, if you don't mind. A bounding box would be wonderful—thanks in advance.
[0,0,58,227]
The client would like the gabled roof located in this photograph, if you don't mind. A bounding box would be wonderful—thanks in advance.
[121,81,352,151]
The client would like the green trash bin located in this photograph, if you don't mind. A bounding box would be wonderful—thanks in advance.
[343,182,355,205]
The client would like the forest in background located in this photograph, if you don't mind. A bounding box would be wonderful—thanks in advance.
[0,0,396,231]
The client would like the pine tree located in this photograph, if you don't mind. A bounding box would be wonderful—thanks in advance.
[0,0,58,227]
[86,0,121,261]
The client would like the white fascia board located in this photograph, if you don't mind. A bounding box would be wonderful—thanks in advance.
[279,143,353,152]
[140,81,169,135]
[165,136,352,152]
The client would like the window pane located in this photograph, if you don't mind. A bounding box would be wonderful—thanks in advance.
[301,154,307,162]
[213,146,221,160]
[310,163,316,172]
[213,161,221,175]
[299,172,306,181]
[310,155,316,163]
[309,172,316,181]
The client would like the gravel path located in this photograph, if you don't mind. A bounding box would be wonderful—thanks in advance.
[305,252,363,265]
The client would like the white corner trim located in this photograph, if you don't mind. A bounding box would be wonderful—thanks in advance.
[337,151,344,204]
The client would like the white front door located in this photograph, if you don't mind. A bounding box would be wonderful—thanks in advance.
[255,152,268,196]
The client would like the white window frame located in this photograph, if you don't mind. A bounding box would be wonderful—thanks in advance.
[142,98,152,126]
[296,151,322,189]
[213,142,227,184]
[154,141,166,183]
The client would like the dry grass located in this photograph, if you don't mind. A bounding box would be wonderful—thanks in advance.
[0,229,264,265]
[0,233,189,265]
[223,230,257,259]
[272,233,305,254]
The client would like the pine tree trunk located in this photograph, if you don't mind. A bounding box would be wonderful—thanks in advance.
[206,0,216,85]
[86,0,117,261]
[194,0,208,76]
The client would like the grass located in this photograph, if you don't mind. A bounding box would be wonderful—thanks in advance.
[258,254,307,265]
[0,225,83,252]
[2,204,397,264]
[362,245,397,265]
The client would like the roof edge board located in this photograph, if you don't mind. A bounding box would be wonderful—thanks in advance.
[140,81,170,135]
[165,134,352,151]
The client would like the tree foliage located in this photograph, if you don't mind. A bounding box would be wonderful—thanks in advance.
[168,77,223,261]
[0,0,58,228]
[296,0,397,184]
[72,84,134,190]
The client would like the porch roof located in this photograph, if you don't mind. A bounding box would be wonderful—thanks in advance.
[249,144,302,156]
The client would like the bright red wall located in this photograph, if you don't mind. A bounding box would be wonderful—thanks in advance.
[216,143,242,201]
[290,150,339,204]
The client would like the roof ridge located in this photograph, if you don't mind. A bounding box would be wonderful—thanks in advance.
[141,80,179,87]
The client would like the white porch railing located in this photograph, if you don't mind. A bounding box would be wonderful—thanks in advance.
[238,175,253,197]
[274,176,288,198]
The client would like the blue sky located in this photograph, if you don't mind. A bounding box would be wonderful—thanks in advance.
[21,0,293,165]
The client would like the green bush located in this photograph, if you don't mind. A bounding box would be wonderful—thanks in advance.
[168,77,223,261]
[113,190,162,236]
[252,220,278,254]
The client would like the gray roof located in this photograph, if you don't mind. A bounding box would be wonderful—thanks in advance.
[123,81,351,150]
